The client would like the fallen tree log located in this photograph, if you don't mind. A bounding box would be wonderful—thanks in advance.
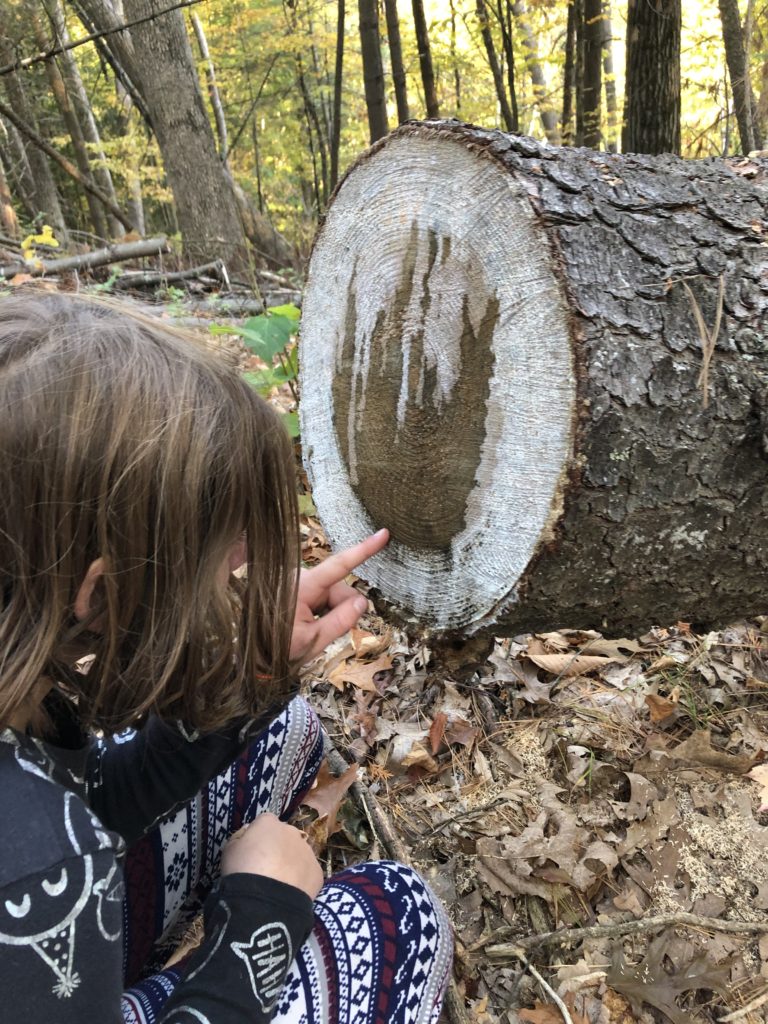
[300,120,768,637]
[0,236,169,279]
[112,259,225,289]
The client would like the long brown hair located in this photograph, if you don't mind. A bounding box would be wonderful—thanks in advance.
[0,291,299,734]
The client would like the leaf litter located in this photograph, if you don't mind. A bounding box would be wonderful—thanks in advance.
[297,520,768,1023]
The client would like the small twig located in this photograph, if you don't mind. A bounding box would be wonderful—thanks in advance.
[485,911,768,958]
[683,275,724,410]
[525,956,574,1024]
[720,986,768,1022]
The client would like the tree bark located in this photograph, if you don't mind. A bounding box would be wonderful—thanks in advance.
[718,0,758,155]
[622,0,681,155]
[0,235,169,278]
[384,0,410,125]
[121,0,250,270]
[301,120,768,638]
[498,0,519,132]
[358,0,388,143]
[582,0,602,149]
[412,0,440,119]
[330,0,345,189]
[476,0,515,132]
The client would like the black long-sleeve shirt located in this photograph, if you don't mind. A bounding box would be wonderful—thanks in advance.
[0,697,314,1023]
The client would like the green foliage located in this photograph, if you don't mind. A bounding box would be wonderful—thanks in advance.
[212,303,301,437]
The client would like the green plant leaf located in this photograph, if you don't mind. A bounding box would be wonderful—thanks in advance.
[234,314,296,363]
[283,411,300,437]
[267,303,301,322]
[298,493,316,516]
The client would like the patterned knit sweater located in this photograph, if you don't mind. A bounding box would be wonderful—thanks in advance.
[0,695,314,1023]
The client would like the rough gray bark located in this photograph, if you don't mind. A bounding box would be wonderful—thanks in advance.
[122,0,250,270]
[301,121,768,638]
[358,0,388,143]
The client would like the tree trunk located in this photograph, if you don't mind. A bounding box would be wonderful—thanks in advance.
[300,121,768,639]
[622,0,681,155]
[602,0,617,153]
[498,0,519,132]
[0,153,19,240]
[562,1,577,144]
[43,0,122,237]
[0,55,68,241]
[190,12,228,163]
[0,120,38,221]
[512,1,560,144]
[121,0,250,270]
[718,0,758,155]
[384,0,410,124]
[330,0,345,189]
[32,10,111,239]
[412,0,440,119]
[449,0,461,111]
[476,0,515,132]
[358,0,388,143]
[582,0,602,148]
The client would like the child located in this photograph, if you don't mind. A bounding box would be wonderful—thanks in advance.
[0,293,452,1023]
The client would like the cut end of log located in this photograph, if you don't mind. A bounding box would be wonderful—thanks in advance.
[301,127,576,634]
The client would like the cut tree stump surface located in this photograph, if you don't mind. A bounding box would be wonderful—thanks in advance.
[300,120,768,638]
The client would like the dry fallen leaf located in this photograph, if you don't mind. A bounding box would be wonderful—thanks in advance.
[526,653,616,677]
[748,764,768,811]
[301,759,358,845]
[645,688,679,723]
[670,729,758,774]
[327,652,394,692]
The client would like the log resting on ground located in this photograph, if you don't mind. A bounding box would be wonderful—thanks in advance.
[299,120,768,638]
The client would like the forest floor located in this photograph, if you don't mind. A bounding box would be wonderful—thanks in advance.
[296,515,768,1024]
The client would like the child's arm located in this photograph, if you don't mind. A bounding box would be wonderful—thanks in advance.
[84,712,278,845]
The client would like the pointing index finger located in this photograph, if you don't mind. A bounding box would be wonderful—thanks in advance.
[311,528,389,590]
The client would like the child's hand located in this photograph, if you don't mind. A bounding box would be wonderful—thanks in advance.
[290,528,389,665]
[221,813,324,900]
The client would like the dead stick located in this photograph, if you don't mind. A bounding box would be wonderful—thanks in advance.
[0,237,169,279]
[485,912,768,958]
[113,260,224,289]
[323,739,470,1024]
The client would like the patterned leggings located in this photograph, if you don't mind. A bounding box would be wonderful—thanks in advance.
[120,698,453,1023]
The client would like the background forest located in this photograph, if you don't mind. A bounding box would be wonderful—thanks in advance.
[0,0,766,269]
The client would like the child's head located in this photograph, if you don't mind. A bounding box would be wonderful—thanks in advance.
[0,291,299,733]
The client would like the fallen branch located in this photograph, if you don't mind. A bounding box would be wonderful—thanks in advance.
[113,259,224,289]
[0,237,169,279]
[324,740,469,1024]
[484,911,768,958]
[720,986,768,1022]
